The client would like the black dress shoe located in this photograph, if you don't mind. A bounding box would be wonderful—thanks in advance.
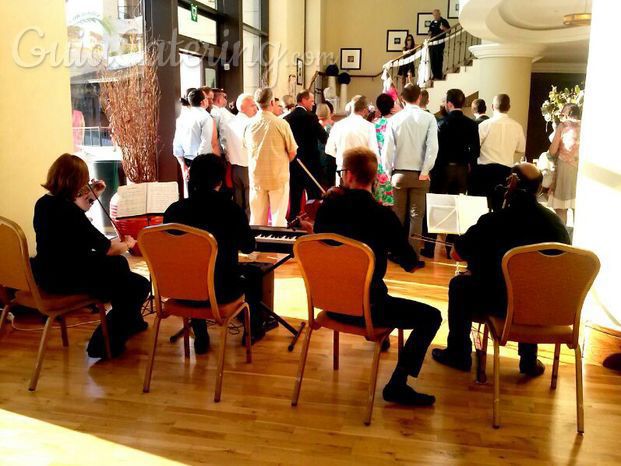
[432,348,472,371]
[382,383,436,406]
[519,358,545,377]
[87,325,126,359]
[126,319,148,337]
[194,332,210,355]
[381,338,391,352]
[416,260,426,269]
[420,248,435,259]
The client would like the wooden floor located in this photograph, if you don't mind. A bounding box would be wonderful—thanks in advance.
[1,253,621,465]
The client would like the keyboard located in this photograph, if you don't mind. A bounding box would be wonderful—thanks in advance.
[251,225,307,253]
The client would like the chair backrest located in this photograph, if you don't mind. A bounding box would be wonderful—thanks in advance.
[0,217,38,298]
[501,242,600,346]
[294,233,376,338]
[138,223,221,319]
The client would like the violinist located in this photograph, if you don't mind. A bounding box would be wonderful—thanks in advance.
[32,153,150,358]
[307,147,442,407]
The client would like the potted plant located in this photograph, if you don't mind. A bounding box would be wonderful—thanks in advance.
[541,84,584,129]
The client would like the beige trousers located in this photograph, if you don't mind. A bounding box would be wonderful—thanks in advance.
[249,183,290,227]
[391,170,430,251]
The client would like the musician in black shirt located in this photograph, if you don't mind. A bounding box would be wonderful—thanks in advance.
[32,154,150,358]
[427,9,450,80]
[432,163,571,375]
[313,147,442,406]
[164,153,268,353]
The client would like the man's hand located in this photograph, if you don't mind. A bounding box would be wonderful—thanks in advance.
[298,219,314,234]
[419,174,430,181]
[182,164,190,181]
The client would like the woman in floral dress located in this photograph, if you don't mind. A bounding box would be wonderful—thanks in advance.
[373,93,397,206]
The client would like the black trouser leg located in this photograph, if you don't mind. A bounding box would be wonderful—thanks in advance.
[239,263,269,335]
[518,343,538,362]
[374,296,442,378]
[446,273,482,356]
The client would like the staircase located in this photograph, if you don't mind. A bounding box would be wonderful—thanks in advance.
[424,59,482,114]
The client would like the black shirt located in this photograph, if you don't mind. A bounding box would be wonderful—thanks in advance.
[429,17,450,40]
[32,194,111,291]
[163,190,255,303]
[284,106,328,166]
[435,110,480,169]
[455,196,570,306]
[313,189,418,302]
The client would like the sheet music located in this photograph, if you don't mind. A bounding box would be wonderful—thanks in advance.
[456,196,489,234]
[115,184,148,218]
[427,194,489,234]
[146,182,179,214]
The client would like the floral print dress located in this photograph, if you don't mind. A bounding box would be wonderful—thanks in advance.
[373,116,394,206]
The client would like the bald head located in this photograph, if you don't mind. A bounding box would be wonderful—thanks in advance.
[511,163,543,195]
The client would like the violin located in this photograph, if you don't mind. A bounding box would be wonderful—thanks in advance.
[287,159,329,230]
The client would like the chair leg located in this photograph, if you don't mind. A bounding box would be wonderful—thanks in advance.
[476,325,489,384]
[291,326,313,406]
[214,325,229,402]
[143,315,162,393]
[364,338,384,426]
[575,345,584,434]
[333,331,339,370]
[398,329,404,354]
[0,304,10,332]
[58,316,69,347]
[183,318,190,359]
[97,304,112,360]
[244,306,252,363]
[492,338,500,428]
[28,316,54,391]
[551,343,561,390]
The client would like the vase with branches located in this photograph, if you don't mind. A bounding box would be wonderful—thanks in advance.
[541,84,585,130]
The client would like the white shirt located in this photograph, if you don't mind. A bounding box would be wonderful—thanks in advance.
[223,112,252,167]
[381,103,438,176]
[325,114,379,168]
[478,112,526,167]
[211,105,234,151]
[172,107,215,160]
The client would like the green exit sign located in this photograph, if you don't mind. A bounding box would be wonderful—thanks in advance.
[191,3,198,22]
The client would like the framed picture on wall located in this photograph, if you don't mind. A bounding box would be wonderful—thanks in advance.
[296,57,304,86]
[386,30,409,52]
[340,48,362,70]
[417,12,434,36]
[447,0,460,19]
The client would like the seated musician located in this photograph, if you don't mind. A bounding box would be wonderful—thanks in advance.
[163,153,270,354]
[310,147,442,406]
[32,154,150,358]
[432,163,571,376]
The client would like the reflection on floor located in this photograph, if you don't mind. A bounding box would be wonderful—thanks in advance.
[1,255,620,465]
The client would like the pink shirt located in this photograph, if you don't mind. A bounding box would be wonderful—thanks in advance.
[550,119,580,166]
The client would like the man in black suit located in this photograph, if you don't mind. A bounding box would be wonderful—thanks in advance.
[421,89,480,258]
[471,98,489,124]
[284,90,328,222]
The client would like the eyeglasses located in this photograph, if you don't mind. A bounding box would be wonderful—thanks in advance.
[336,169,349,177]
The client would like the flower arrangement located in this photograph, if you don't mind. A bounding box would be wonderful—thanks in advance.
[541,84,585,128]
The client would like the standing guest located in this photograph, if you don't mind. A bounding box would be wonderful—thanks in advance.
[471,98,489,124]
[172,89,220,193]
[32,154,150,358]
[316,102,336,188]
[273,97,285,117]
[472,93,526,211]
[372,93,396,206]
[164,154,269,353]
[427,9,450,80]
[223,93,258,217]
[325,95,379,171]
[284,90,328,222]
[281,95,295,117]
[397,34,416,89]
[311,147,441,406]
[419,89,431,112]
[211,88,234,154]
[200,86,215,113]
[548,103,581,225]
[422,89,480,258]
[243,87,298,227]
[432,163,570,376]
[382,84,438,253]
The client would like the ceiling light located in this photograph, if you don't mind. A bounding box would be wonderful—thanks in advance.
[563,12,592,27]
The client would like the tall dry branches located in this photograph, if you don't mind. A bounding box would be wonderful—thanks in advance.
[99,44,160,183]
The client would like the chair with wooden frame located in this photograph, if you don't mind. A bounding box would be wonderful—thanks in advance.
[486,243,600,433]
[291,233,394,425]
[138,223,252,402]
[0,216,111,391]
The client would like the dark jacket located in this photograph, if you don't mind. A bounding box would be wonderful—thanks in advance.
[475,114,490,124]
[284,106,328,166]
[434,109,480,170]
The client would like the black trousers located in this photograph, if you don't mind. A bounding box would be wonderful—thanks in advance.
[470,163,511,211]
[447,273,537,361]
[422,164,470,255]
[430,45,445,79]
[231,164,250,219]
[330,295,442,378]
[288,159,323,221]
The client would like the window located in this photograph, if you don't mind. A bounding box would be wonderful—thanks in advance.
[243,30,261,94]
[242,0,267,94]
[242,0,261,30]
[177,6,217,45]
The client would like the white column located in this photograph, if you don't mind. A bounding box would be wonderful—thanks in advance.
[470,43,543,131]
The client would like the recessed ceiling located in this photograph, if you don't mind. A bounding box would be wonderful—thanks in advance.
[499,0,592,31]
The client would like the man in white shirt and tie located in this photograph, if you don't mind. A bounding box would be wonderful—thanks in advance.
[382,84,438,253]
[211,88,235,154]
[223,93,258,218]
[472,93,526,210]
[325,95,379,171]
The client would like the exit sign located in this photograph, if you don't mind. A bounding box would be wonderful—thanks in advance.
[191,3,198,22]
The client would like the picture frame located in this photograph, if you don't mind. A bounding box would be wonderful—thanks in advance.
[417,12,434,36]
[386,29,409,52]
[447,0,460,19]
[296,57,304,86]
[340,48,362,71]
